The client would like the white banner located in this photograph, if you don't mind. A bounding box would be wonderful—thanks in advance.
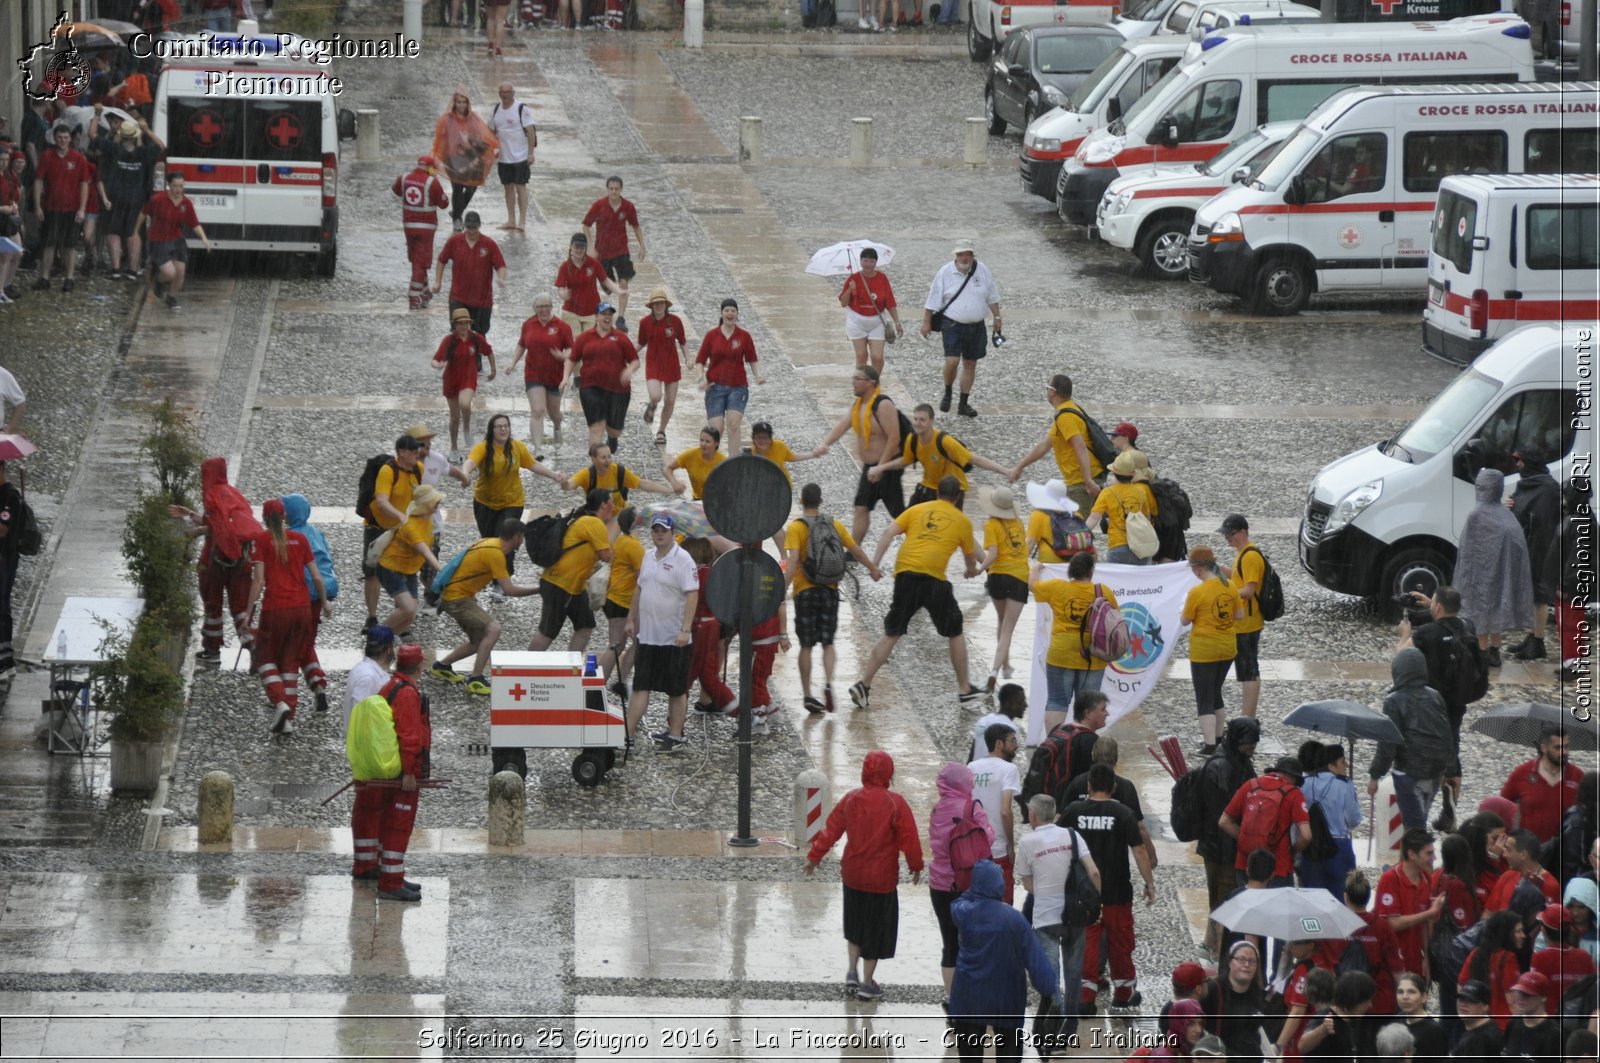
[1027,561,1200,744]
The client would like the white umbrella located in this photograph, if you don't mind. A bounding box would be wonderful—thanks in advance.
[1210,886,1365,941]
[804,240,897,277]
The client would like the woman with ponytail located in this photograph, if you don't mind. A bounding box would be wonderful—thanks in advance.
[245,498,332,736]
[451,412,560,582]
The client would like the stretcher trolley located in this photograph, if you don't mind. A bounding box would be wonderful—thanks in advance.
[489,651,623,787]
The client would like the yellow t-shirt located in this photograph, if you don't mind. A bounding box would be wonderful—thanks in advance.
[1090,481,1158,550]
[368,462,418,530]
[672,447,725,500]
[1049,400,1105,487]
[785,516,856,595]
[1033,579,1120,670]
[892,500,976,580]
[542,513,611,594]
[442,539,510,602]
[1027,508,1078,563]
[380,514,434,575]
[607,531,645,608]
[984,517,1029,582]
[1231,542,1266,636]
[754,438,797,484]
[1183,577,1240,663]
[903,430,974,491]
[570,463,642,511]
[469,440,537,510]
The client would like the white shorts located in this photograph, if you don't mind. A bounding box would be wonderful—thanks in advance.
[845,308,886,341]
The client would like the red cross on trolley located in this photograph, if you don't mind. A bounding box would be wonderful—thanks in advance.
[267,114,301,150]
[190,111,223,146]
[508,683,527,701]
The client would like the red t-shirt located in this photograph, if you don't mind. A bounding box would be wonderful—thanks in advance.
[517,315,573,389]
[436,233,505,308]
[252,530,313,611]
[142,192,200,242]
[36,149,89,212]
[1531,945,1595,1013]
[1485,867,1560,912]
[1500,758,1584,843]
[1222,775,1309,876]
[1350,911,1400,1014]
[695,326,758,388]
[1475,863,1505,908]
[637,312,684,360]
[556,255,607,316]
[1376,865,1432,980]
[581,196,638,259]
[1459,947,1522,1031]
[82,160,99,216]
[843,270,896,316]
[1433,870,1479,930]
[570,327,637,393]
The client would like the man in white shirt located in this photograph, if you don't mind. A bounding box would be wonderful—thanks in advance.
[625,514,701,753]
[490,83,537,234]
[970,682,1026,762]
[341,626,396,734]
[1016,793,1101,1048]
[919,244,1001,419]
[969,722,1023,903]
[0,366,27,435]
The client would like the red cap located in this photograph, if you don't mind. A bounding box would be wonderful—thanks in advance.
[396,644,424,666]
[1539,902,1571,931]
[417,155,436,169]
[1172,961,1209,990]
[1112,421,1139,441]
[1508,970,1550,997]
[262,498,286,519]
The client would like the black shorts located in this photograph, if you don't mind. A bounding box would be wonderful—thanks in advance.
[853,466,904,516]
[601,254,635,282]
[537,579,595,639]
[449,300,492,335]
[1233,630,1262,682]
[497,160,531,185]
[985,572,1028,604]
[41,211,80,253]
[842,884,899,960]
[884,571,962,638]
[106,198,143,239]
[579,386,630,431]
[149,238,188,268]
[602,598,629,620]
[793,586,840,648]
[361,525,386,579]
[941,320,987,361]
[633,642,691,697]
[909,482,965,509]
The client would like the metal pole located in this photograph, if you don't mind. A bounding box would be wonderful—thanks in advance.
[1581,0,1598,81]
[729,546,758,847]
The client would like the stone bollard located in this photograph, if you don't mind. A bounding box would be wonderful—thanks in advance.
[402,0,423,47]
[356,109,381,162]
[198,770,234,845]
[488,769,525,846]
[850,118,873,167]
[964,116,987,165]
[739,116,764,165]
[684,0,705,48]
[792,769,831,848]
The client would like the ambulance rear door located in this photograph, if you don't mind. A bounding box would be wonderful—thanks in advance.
[166,92,248,238]
[239,95,326,249]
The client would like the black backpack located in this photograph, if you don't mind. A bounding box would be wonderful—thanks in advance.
[1240,545,1285,622]
[525,507,583,568]
[590,461,628,503]
[1148,477,1193,559]
[355,455,397,522]
[1438,626,1490,706]
[8,476,40,556]
[871,395,914,454]
[1060,828,1102,928]
[1303,803,1338,861]
[1055,403,1118,469]
[1169,768,1207,842]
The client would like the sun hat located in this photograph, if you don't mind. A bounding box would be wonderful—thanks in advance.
[1129,449,1152,484]
[978,485,1020,521]
[952,242,975,255]
[1025,479,1077,515]
[404,422,436,441]
[118,120,140,139]
[1109,451,1139,478]
[450,307,471,324]
[408,484,444,515]
[645,288,672,307]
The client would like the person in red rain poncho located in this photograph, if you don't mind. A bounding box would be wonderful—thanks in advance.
[432,307,495,457]
[805,750,925,1002]
[352,643,432,903]
[393,155,449,310]
[172,457,261,664]
[245,498,332,736]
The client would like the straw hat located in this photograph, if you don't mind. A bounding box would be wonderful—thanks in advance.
[1128,448,1152,484]
[1025,479,1077,515]
[644,288,672,307]
[408,484,444,515]
[978,485,1020,520]
[1109,451,1140,478]
[450,307,472,324]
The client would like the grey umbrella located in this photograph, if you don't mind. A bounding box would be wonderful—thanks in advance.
[1211,886,1366,940]
[1470,702,1599,752]
[1285,700,1404,745]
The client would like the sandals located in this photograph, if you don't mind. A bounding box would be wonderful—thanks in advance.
[643,401,658,424]
[654,430,667,446]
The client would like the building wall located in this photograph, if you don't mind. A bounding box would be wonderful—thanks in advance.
[4,0,98,150]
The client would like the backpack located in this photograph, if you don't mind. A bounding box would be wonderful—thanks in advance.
[1060,828,1103,928]
[345,693,401,781]
[1235,777,1290,859]
[7,478,40,557]
[1169,768,1207,842]
[1304,802,1339,861]
[816,0,836,24]
[801,515,848,586]
[1437,625,1490,706]
[355,455,397,522]
[870,395,914,454]
[1335,936,1371,976]
[1081,584,1130,663]
[1240,545,1285,622]
[1441,917,1486,991]
[948,798,992,892]
[1124,509,1159,560]
[590,461,629,503]
[1148,477,1193,559]
[1428,906,1464,985]
[1021,723,1083,805]
[1047,509,1094,558]
[1055,403,1118,470]
[525,507,583,568]
[430,541,499,598]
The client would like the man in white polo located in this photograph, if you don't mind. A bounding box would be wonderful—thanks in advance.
[490,82,537,234]
[920,244,1001,419]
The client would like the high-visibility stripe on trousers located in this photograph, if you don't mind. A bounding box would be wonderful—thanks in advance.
[690,618,734,708]
[1080,902,1137,1006]
[351,782,387,876]
[252,605,312,715]
[378,791,420,892]
[198,561,253,654]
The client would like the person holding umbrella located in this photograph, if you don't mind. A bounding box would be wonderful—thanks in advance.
[1299,743,1361,898]
[839,246,901,373]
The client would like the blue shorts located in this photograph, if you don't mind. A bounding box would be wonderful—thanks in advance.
[704,383,750,419]
[941,320,987,361]
[1045,664,1103,712]
[377,565,420,601]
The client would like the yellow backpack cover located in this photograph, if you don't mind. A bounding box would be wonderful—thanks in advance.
[346,694,401,781]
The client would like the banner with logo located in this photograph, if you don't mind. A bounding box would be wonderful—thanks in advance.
[1026,561,1200,745]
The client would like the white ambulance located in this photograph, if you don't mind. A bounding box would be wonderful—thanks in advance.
[1422,172,1600,363]
[1019,36,1187,199]
[151,22,357,276]
[1188,81,1596,313]
[1096,119,1295,277]
[1056,16,1537,226]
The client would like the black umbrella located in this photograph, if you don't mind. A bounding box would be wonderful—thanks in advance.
[1470,702,1600,752]
[1285,699,1404,745]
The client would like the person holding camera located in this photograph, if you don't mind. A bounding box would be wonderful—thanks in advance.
[1396,586,1488,774]
[920,244,1001,420]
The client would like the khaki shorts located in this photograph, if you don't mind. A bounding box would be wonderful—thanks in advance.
[441,594,494,644]
[561,311,596,333]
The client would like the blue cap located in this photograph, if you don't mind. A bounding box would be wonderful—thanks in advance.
[650,513,675,530]
[597,302,616,315]
[365,624,396,647]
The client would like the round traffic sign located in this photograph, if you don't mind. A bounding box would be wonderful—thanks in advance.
[705,547,785,629]
[702,454,792,545]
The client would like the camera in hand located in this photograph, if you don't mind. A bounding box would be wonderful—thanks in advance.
[1393,594,1430,627]
[992,330,1007,348]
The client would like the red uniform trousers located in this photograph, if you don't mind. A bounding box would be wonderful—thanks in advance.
[351,781,420,891]
[996,853,1015,905]
[405,230,435,308]
[750,639,778,709]
[691,617,734,708]
[1556,598,1587,664]
[253,604,312,717]
[199,559,253,654]
[301,601,327,692]
[1080,902,1137,1006]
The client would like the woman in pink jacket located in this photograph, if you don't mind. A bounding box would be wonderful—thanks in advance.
[928,762,995,1001]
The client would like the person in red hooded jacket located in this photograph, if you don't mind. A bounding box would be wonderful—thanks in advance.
[171,457,260,664]
[805,750,925,1002]
[351,644,432,903]
[393,155,449,310]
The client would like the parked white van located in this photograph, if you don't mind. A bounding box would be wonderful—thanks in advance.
[152,22,356,276]
[1422,173,1600,364]
[1188,81,1596,314]
[1097,119,1294,277]
[1300,322,1594,601]
[1114,0,1508,37]
[1019,36,1186,199]
[1184,2,1322,38]
[1056,16,1537,225]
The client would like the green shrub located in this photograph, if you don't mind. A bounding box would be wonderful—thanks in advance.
[93,615,183,744]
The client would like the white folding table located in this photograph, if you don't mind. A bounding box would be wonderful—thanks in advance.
[41,596,144,756]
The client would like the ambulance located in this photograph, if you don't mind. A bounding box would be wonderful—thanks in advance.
[1188,81,1596,314]
[1096,119,1295,277]
[1056,16,1537,226]
[1018,36,1187,200]
[1422,172,1600,363]
[151,21,357,276]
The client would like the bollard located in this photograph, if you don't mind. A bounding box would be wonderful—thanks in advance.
[1369,773,1403,869]
[684,0,705,48]
[850,118,873,167]
[739,116,764,165]
[356,108,381,162]
[792,769,831,848]
[964,116,987,165]
[488,769,525,846]
[402,0,423,47]
[198,770,234,845]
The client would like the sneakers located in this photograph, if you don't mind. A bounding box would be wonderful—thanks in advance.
[282,717,297,735]
[804,696,826,715]
[957,402,978,418]
[315,690,329,714]
[378,886,422,902]
[1111,990,1143,1009]
[693,700,721,714]
[166,295,179,310]
[857,15,869,26]
[271,702,291,734]
[957,686,985,704]
[849,681,870,710]
[1510,635,1546,660]
[196,648,222,664]
[466,676,492,696]
[855,979,885,1000]
[750,710,768,732]
[846,970,860,993]
[652,731,687,753]
[430,664,465,683]
[61,278,75,293]
[723,699,742,718]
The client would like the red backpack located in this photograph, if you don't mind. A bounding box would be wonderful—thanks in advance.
[1235,777,1290,859]
[948,799,991,891]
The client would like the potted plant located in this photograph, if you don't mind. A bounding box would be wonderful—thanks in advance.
[92,616,183,793]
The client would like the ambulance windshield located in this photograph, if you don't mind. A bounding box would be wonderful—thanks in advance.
[1252,125,1320,190]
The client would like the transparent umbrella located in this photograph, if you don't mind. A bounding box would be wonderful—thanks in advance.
[804,240,897,277]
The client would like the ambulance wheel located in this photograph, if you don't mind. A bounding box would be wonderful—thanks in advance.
[1136,214,1192,280]
[314,247,337,278]
[1377,546,1451,617]
[1249,256,1310,315]
[572,750,606,787]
